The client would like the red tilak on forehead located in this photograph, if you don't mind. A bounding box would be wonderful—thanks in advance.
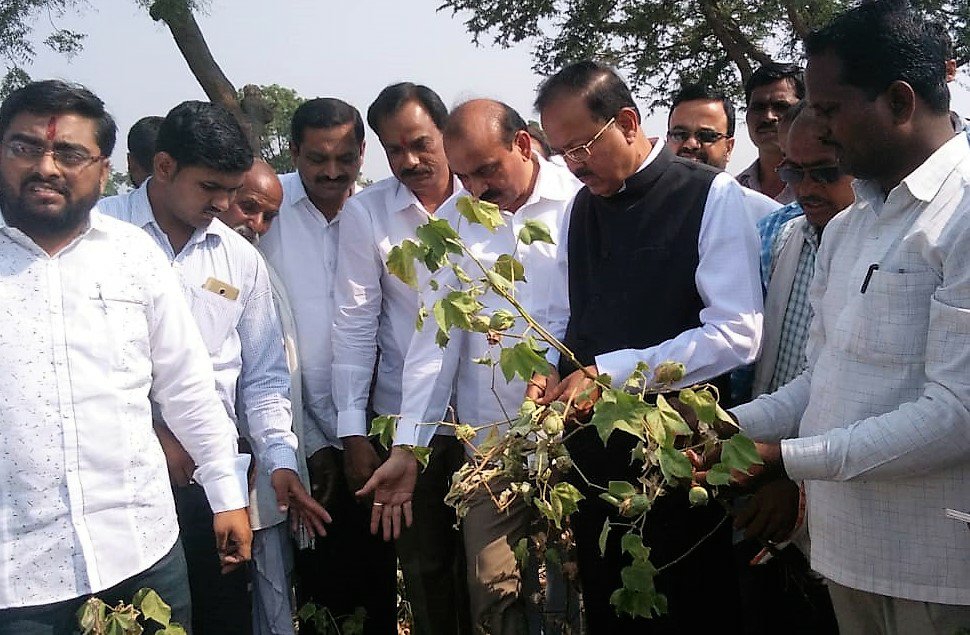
[46,116,57,141]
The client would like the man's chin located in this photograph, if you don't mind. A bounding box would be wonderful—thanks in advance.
[676,152,705,164]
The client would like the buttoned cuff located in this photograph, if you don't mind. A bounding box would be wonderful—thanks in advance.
[780,435,831,482]
[394,416,437,448]
[337,408,369,438]
[263,445,300,476]
[730,399,777,443]
[594,350,639,385]
[195,454,251,512]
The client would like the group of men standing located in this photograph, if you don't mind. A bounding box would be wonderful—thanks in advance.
[1,1,969,635]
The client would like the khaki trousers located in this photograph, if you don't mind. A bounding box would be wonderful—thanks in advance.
[828,581,970,635]
[462,474,533,635]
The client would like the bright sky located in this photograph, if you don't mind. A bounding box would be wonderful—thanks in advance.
[20,0,970,181]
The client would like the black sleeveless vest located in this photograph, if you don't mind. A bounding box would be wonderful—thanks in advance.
[559,144,727,398]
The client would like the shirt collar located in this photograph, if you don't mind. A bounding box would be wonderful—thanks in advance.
[136,177,222,245]
[617,138,664,194]
[901,132,969,203]
[388,175,461,215]
[282,170,311,206]
[521,154,576,208]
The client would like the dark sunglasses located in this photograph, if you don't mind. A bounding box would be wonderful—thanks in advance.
[666,129,728,145]
[776,164,843,185]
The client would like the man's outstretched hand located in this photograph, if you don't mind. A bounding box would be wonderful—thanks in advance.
[538,364,601,419]
[270,468,332,539]
[355,446,418,541]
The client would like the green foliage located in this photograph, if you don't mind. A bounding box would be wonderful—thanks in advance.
[368,414,399,450]
[438,0,969,108]
[101,171,130,198]
[456,196,504,231]
[77,587,186,635]
[297,602,367,635]
[383,192,763,621]
[235,83,305,173]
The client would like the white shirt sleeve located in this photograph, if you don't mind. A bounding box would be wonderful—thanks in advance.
[331,202,382,438]
[544,201,572,369]
[147,254,250,513]
[594,172,764,386]
[394,266,461,448]
[236,255,299,476]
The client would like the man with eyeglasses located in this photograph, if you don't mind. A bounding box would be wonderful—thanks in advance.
[533,60,763,633]
[736,63,804,204]
[728,101,848,635]
[667,83,779,224]
[0,80,253,634]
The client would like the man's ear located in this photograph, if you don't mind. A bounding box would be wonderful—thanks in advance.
[153,151,177,182]
[98,159,110,193]
[513,130,533,160]
[885,80,917,125]
[289,141,299,164]
[616,106,641,143]
[725,136,736,163]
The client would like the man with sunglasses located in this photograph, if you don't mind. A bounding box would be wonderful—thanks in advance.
[730,101,850,635]
[534,60,763,633]
[667,83,780,224]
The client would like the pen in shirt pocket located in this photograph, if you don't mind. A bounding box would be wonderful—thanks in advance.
[860,264,879,294]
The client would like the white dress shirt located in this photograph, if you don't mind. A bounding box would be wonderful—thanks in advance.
[100,185,298,477]
[332,175,460,438]
[733,133,970,604]
[741,184,782,225]
[395,156,581,448]
[594,141,764,387]
[0,208,248,609]
[260,172,342,453]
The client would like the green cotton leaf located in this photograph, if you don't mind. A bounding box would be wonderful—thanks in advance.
[415,218,463,272]
[368,415,398,450]
[716,403,738,426]
[643,407,666,448]
[432,291,483,333]
[548,482,584,527]
[485,270,513,293]
[588,389,650,445]
[410,446,432,470]
[658,447,693,483]
[608,480,637,499]
[720,434,763,475]
[517,218,555,245]
[452,263,473,284]
[77,598,107,633]
[296,602,318,622]
[620,533,651,562]
[620,562,657,593]
[386,239,425,289]
[133,588,171,626]
[157,625,188,635]
[599,519,611,556]
[656,394,692,439]
[678,387,717,425]
[498,340,550,383]
[435,329,450,348]
[609,587,652,619]
[488,309,516,331]
[705,463,733,486]
[492,254,527,285]
[533,497,556,523]
[456,195,505,231]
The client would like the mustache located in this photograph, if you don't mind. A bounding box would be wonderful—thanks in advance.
[315,175,349,185]
[233,224,259,244]
[22,176,69,197]
[479,189,502,203]
[400,166,433,179]
[798,195,830,208]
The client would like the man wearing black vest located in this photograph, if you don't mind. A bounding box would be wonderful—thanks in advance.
[535,61,764,633]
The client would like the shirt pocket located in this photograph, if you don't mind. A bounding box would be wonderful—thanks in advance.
[838,268,939,362]
[187,285,242,356]
[91,281,151,371]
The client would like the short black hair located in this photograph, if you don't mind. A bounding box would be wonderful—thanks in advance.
[155,101,253,173]
[805,1,949,114]
[669,83,737,137]
[535,60,641,122]
[127,116,163,172]
[744,63,806,105]
[367,83,448,137]
[0,79,116,155]
[290,98,364,148]
[496,102,528,146]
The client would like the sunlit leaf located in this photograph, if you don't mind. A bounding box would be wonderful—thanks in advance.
[720,434,763,475]
[498,340,550,383]
[589,389,649,445]
[368,415,398,449]
[658,447,692,483]
[517,218,554,245]
[386,239,425,289]
[133,588,171,626]
[456,196,504,231]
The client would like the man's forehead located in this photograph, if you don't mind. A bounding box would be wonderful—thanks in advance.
[749,79,799,102]
[5,111,99,145]
[670,100,728,129]
[298,124,360,154]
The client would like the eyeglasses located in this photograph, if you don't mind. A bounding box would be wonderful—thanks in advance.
[2,140,104,171]
[666,129,729,145]
[562,117,615,163]
[776,164,843,185]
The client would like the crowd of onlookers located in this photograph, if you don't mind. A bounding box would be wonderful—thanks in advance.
[0,1,968,634]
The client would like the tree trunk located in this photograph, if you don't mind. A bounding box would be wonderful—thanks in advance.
[697,0,773,86]
[148,1,260,150]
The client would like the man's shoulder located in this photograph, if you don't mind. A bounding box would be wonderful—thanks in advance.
[341,176,399,216]
[97,190,134,221]
[278,172,306,207]
[206,218,264,264]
